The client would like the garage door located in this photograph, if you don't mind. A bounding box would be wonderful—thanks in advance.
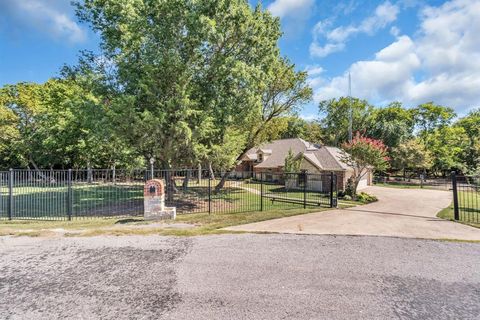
[357,173,369,190]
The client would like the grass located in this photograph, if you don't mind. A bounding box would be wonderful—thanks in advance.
[0,200,357,237]
[0,178,362,237]
[437,191,480,229]
[373,182,448,190]
[0,183,143,218]
[0,179,346,218]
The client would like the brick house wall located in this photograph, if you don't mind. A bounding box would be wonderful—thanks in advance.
[254,166,284,181]
[299,158,351,191]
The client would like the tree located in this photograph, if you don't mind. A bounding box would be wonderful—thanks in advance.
[426,126,469,174]
[74,0,304,168]
[318,97,374,146]
[214,55,312,190]
[390,139,432,176]
[277,117,323,144]
[284,148,301,173]
[0,90,22,168]
[341,132,389,197]
[256,116,323,144]
[455,109,480,173]
[241,57,313,152]
[0,78,138,170]
[302,121,323,144]
[254,117,290,142]
[0,82,45,169]
[413,102,456,142]
[369,102,415,150]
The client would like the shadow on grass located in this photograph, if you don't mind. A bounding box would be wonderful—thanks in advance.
[115,218,145,224]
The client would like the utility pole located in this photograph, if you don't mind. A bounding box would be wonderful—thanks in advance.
[348,72,353,143]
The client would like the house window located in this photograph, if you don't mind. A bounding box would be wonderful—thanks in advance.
[258,153,263,162]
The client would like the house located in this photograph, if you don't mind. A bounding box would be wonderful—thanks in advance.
[235,138,372,191]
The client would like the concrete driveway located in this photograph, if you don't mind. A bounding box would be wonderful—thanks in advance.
[226,186,480,241]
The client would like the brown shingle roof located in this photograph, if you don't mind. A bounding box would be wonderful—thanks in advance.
[245,138,315,169]
[303,146,350,171]
[244,138,352,172]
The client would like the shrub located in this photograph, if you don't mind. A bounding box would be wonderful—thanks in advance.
[345,178,355,197]
[343,195,352,201]
[356,192,378,204]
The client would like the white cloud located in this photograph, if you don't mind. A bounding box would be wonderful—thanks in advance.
[267,0,315,38]
[310,42,346,59]
[310,1,399,58]
[305,65,324,76]
[299,114,317,121]
[333,0,359,16]
[0,0,86,43]
[311,0,480,114]
[390,26,400,36]
[267,0,315,19]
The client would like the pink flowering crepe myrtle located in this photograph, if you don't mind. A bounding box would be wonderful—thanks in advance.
[341,132,389,196]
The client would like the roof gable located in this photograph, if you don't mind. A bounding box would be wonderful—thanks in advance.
[246,138,319,169]
[301,146,351,171]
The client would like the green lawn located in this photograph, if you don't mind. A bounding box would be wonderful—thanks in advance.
[1,184,143,219]
[437,191,480,228]
[0,179,344,220]
[0,178,362,236]
[0,199,358,237]
[373,182,448,190]
[0,207,304,236]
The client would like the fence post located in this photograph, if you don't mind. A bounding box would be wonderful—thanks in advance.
[8,168,13,220]
[303,171,307,209]
[329,172,334,208]
[260,172,264,211]
[150,158,154,180]
[451,171,460,220]
[67,169,72,221]
[208,175,211,215]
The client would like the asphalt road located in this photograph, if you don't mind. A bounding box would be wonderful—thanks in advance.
[0,234,479,320]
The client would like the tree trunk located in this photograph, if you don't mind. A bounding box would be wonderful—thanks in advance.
[214,128,266,192]
[208,162,215,180]
[197,164,201,184]
[215,168,232,192]
[182,170,190,191]
[27,165,32,182]
[87,163,93,184]
[29,157,48,180]
[50,166,55,184]
[165,170,178,202]
[353,177,361,200]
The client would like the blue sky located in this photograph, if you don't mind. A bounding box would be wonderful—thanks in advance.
[1,0,479,118]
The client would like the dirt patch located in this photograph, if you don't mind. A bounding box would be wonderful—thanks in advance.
[74,194,238,217]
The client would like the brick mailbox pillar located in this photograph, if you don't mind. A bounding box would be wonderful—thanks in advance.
[144,179,176,220]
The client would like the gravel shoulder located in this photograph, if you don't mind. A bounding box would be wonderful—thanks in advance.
[0,234,479,320]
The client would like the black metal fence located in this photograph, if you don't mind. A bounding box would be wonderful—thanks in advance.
[451,173,479,223]
[0,169,337,220]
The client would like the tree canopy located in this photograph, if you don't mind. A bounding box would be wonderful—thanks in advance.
[341,133,389,196]
[0,0,312,171]
[317,98,478,175]
[0,1,478,177]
